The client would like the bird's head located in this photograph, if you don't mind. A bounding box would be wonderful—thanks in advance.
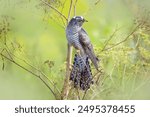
[69,16,88,27]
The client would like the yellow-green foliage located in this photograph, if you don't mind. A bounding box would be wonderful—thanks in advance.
[0,0,150,99]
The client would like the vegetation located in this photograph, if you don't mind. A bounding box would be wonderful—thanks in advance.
[0,0,150,99]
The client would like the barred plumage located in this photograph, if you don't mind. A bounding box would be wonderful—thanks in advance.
[66,16,99,90]
[70,54,93,90]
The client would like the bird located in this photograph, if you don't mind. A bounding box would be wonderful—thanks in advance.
[66,16,99,90]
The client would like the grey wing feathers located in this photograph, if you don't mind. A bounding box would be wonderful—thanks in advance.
[79,28,99,70]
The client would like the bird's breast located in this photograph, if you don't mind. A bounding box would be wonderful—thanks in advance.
[66,30,80,46]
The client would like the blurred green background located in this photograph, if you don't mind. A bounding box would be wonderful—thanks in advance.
[0,0,150,99]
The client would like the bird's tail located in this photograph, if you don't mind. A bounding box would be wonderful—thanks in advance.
[70,54,93,90]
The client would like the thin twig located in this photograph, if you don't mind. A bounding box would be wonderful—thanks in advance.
[95,0,102,5]
[76,88,81,100]
[95,72,102,85]
[0,53,59,99]
[49,16,65,29]
[1,48,13,60]
[74,0,78,16]
[67,0,73,23]
[82,68,102,100]
[104,23,143,51]
[41,0,68,22]
[4,48,61,95]
[82,89,88,100]
[83,0,102,16]
[101,26,123,51]
[41,72,61,95]
[24,60,61,95]
[122,64,126,94]
[60,0,67,27]
[92,69,102,81]
[2,36,61,97]
[81,68,103,100]
[1,55,5,70]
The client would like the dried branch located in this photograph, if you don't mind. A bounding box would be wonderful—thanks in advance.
[61,44,72,99]
[61,0,74,99]
[41,0,68,22]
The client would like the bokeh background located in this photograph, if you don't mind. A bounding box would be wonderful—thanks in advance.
[0,0,150,99]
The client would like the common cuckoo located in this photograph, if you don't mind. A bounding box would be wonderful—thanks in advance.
[66,16,99,90]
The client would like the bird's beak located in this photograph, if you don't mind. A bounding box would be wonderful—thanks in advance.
[83,19,88,22]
